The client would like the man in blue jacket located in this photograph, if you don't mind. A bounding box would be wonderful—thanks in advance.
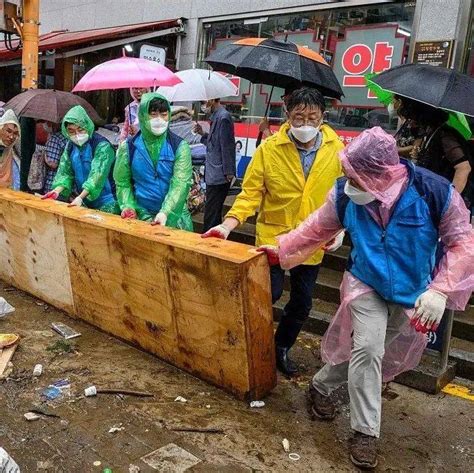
[194,97,236,231]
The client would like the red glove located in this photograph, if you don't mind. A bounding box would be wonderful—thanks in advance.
[256,245,280,266]
[121,208,137,219]
[41,190,59,200]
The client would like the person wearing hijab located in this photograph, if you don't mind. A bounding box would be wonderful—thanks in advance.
[0,110,20,189]
[42,105,119,214]
[119,87,150,142]
[257,127,474,469]
[113,92,193,230]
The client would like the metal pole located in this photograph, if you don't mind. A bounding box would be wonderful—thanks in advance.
[21,0,40,90]
[440,309,454,371]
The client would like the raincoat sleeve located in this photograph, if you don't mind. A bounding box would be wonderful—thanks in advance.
[429,189,474,310]
[160,140,192,217]
[225,146,265,224]
[278,189,344,270]
[82,142,115,201]
[113,141,137,211]
[52,146,74,197]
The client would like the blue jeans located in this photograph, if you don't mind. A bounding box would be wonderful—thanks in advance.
[271,264,320,349]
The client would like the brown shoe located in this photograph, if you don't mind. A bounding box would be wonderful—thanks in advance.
[309,384,336,420]
[349,432,378,470]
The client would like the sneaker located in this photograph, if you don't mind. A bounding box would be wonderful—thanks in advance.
[309,384,336,420]
[349,432,378,470]
[275,346,298,377]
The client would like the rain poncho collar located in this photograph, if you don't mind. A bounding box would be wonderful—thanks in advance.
[61,105,95,144]
[0,109,20,147]
[339,126,407,208]
[138,92,171,159]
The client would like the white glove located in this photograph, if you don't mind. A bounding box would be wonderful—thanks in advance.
[413,289,447,332]
[68,196,83,207]
[152,212,167,226]
[324,231,345,252]
[201,224,231,240]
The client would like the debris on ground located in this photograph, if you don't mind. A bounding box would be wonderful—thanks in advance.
[0,297,15,317]
[46,339,76,354]
[41,386,62,401]
[140,443,201,471]
[249,400,265,408]
[169,427,224,434]
[0,333,19,348]
[96,388,154,397]
[0,336,19,377]
[24,412,41,421]
[108,423,125,434]
[33,363,43,377]
[282,438,290,452]
[51,322,81,339]
[85,385,97,397]
[0,448,20,472]
[289,453,301,461]
[128,465,140,473]
[174,396,187,403]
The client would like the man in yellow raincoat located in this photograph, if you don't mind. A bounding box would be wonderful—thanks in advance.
[202,87,344,376]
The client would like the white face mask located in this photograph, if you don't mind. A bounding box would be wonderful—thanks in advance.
[344,180,376,206]
[290,125,319,144]
[149,117,168,136]
[201,104,211,115]
[70,132,88,147]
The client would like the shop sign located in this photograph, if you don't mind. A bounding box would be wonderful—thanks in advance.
[333,25,406,107]
[412,40,454,68]
[139,44,167,65]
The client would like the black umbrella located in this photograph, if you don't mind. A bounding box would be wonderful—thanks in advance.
[370,63,474,117]
[205,37,343,99]
[5,89,104,124]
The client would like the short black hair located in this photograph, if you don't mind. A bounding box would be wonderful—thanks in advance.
[397,96,447,126]
[286,87,325,114]
[148,97,169,114]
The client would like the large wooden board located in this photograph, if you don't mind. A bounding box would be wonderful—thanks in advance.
[0,189,276,399]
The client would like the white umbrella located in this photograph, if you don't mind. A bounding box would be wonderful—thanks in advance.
[158,69,238,102]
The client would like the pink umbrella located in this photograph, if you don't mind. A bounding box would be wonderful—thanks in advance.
[72,56,181,92]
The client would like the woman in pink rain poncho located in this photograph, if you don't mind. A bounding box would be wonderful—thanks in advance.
[258,126,474,469]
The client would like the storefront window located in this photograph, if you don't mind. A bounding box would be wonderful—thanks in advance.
[198,2,415,155]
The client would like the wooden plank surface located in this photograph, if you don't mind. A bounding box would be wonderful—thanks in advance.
[0,344,18,376]
[0,189,276,399]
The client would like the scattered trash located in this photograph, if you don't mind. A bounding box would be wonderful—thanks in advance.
[0,333,19,348]
[0,340,19,377]
[282,438,290,453]
[41,386,62,401]
[0,297,15,318]
[85,386,97,397]
[141,443,201,471]
[170,427,224,434]
[35,301,45,306]
[37,460,54,470]
[33,364,43,377]
[108,423,125,434]
[174,396,187,403]
[46,339,75,354]
[28,408,60,418]
[93,461,102,467]
[206,405,211,409]
[24,412,41,421]
[128,465,140,473]
[0,362,14,380]
[250,400,265,408]
[0,448,20,472]
[51,378,71,390]
[289,453,300,461]
[103,468,113,473]
[51,322,81,339]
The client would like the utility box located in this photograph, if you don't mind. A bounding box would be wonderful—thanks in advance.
[0,1,19,34]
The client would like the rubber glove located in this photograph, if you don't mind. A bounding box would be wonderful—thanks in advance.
[68,196,83,207]
[41,190,59,200]
[324,231,345,252]
[256,245,280,266]
[151,212,167,226]
[201,224,231,240]
[121,208,137,219]
[411,289,447,332]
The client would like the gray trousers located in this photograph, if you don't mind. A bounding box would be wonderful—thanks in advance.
[312,292,406,437]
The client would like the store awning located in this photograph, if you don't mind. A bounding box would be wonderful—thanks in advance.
[0,19,184,65]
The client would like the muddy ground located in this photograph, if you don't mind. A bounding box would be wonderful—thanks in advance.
[0,281,472,472]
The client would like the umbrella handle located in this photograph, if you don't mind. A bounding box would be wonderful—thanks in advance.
[256,86,274,148]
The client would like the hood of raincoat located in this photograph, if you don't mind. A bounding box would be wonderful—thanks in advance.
[339,126,407,208]
[61,105,95,143]
[138,92,171,158]
[0,109,20,147]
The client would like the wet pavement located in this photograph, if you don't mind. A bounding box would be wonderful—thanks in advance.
[0,282,472,472]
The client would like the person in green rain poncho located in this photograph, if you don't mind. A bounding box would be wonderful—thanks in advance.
[42,105,119,214]
[113,92,193,230]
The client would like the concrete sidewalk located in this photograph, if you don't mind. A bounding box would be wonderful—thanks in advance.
[0,282,472,472]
